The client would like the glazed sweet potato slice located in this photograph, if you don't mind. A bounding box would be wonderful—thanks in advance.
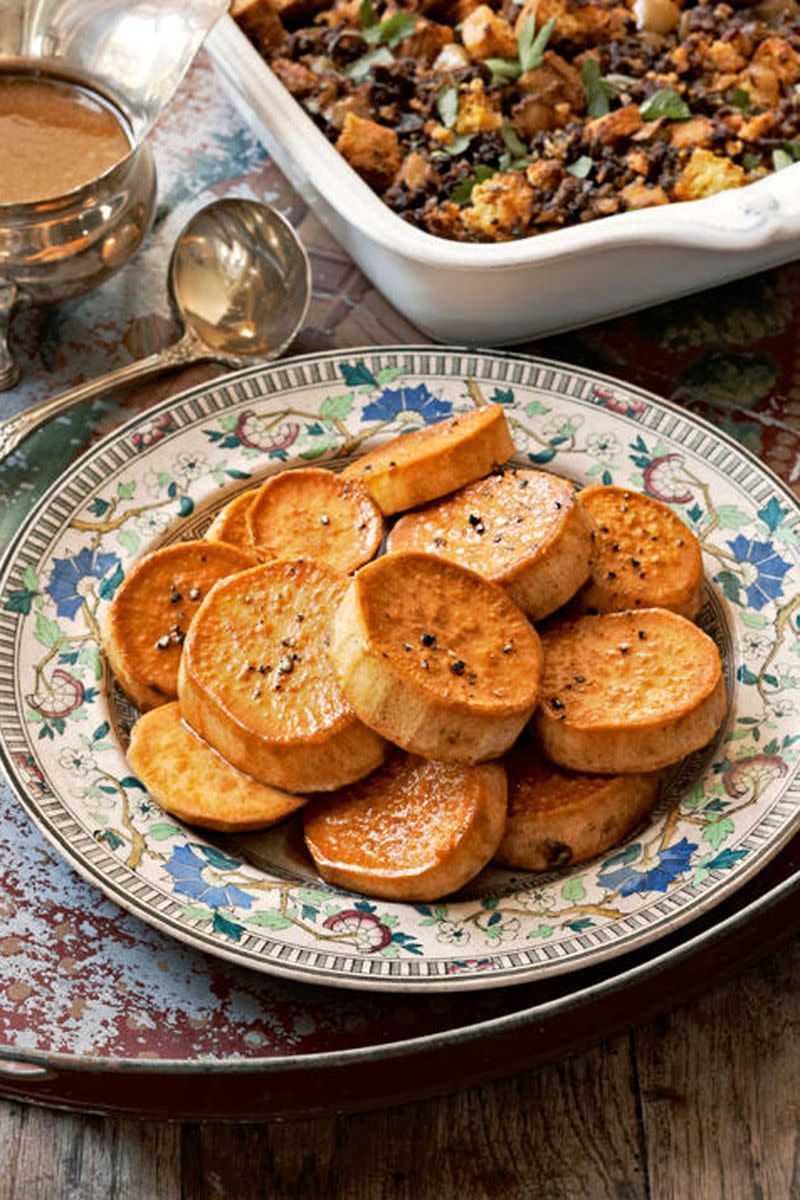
[330,551,542,763]
[495,744,660,871]
[388,468,593,620]
[206,490,257,551]
[179,559,385,793]
[304,752,507,900]
[341,403,514,515]
[127,702,305,832]
[533,609,727,773]
[245,467,384,573]
[574,485,704,619]
[102,541,255,711]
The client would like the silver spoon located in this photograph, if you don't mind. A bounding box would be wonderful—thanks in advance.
[0,198,311,460]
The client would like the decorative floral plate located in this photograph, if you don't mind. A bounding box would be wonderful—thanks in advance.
[1,348,798,992]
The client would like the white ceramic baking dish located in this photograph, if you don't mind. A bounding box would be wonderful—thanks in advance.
[207,15,800,344]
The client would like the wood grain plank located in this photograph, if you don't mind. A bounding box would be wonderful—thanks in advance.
[0,1100,181,1200]
[3,941,798,1199]
[635,936,800,1200]
[180,1035,646,1200]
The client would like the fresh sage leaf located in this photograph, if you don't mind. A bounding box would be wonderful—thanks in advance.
[443,132,473,156]
[359,0,378,29]
[730,87,751,111]
[516,12,556,73]
[436,84,459,129]
[782,138,800,161]
[523,16,556,71]
[346,45,394,81]
[741,151,761,171]
[773,148,794,171]
[501,122,529,159]
[566,155,593,178]
[603,72,637,94]
[516,14,537,72]
[639,88,691,121]
[498,153,530,170]
[450,164,496,205]
[581,58,610,117]
[485,56,522,85]
[376,10,416,47]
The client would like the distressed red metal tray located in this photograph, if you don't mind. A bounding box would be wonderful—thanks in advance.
[0,781,797,1118]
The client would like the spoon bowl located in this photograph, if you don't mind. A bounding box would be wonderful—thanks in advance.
[170,198,311,360]
[0,198,311,460]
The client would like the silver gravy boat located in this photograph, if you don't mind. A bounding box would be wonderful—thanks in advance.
[0,0,229,389]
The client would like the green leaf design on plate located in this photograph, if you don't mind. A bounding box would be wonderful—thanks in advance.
[149,823,183,841]
[715,570,742,605]
[561,876,586,902]
[702,816,735,850]
[212,911,244,941]
[524,399,551,416]
[180,905,212,922]
[528,924,555,939]
[78,642,103,680]
[375,366,405,386]
[35,612,63,648]
[22,564,39,591]
[682,780,706,811]
[3,588,38,615]
[714,504,751,530]
[320,393,355,422]
[740,610,768,629]
[246,910,294,930]
[117,528,140,555]
[98,561,125,602]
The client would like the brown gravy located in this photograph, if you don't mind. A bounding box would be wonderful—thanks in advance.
[0,73,132,205]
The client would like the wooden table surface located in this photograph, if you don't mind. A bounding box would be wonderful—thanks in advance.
[1,934,798,1198]
[2,52,799,1199]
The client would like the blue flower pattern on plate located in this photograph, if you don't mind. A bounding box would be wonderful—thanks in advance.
[362,384,451,425]
[164,845,255,910]
[727,536,792,610]
[598,838,698,896]
[46,548,120,620]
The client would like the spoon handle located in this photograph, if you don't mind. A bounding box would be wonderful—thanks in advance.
[0,335,231,462]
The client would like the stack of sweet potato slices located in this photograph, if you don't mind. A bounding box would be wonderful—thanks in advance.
[103,403,727,902]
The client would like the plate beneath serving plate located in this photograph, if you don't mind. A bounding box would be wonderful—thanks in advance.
[1,347,798,992]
